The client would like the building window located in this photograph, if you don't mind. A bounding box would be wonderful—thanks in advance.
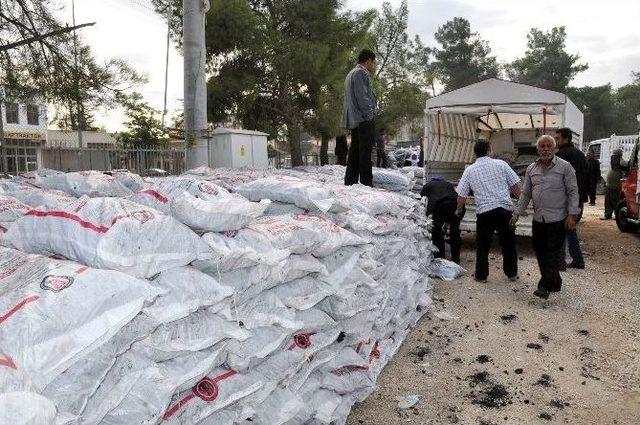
[27,104,39,125]
[5,102,19,124]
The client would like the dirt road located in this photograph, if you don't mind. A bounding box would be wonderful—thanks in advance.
[348,199,640,425]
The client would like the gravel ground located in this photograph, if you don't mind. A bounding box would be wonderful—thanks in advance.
[348,198,640,425]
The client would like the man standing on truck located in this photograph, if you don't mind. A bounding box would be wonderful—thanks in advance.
[602,148,626,220]
[341,49,377,186]
[455,140,522,282]
[555,128,588,270]
[586,148,601,206]
[422,176,462,263]
[511,135,580,299]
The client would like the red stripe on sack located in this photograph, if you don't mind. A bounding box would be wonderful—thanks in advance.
[162,370,237,420]
[212,369,237,383]
[26,210,109,234]
[162,394,195,420]
[74,266,88,275]
[0,352,17,370]
[141,189,168,204]
[355,341,364,354]
[0,295,39,325]
[368,340,380,363]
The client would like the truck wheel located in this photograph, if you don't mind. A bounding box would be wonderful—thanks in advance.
[615,201,639,233]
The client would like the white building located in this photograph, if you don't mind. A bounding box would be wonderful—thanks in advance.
[47,130,118,149]
[1,94,48,174]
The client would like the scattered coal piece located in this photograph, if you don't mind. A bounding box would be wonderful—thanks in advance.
[454,357,463,363]
[409,346,431,360]
[500,314,517,323]
[527,343,543,351]
[538,333,550,343]
[578,329,589,336]
[469,371,490,386]
[476,354,492,364]
[535,374,554,387]
[472,385,511,408]
[549,399,566,409]
[514,368,524,374]
[539,412,553,421]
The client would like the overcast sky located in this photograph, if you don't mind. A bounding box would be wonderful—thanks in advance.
[61,0,640,131]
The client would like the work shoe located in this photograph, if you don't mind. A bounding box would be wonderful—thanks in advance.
[567,262,585,269]
[533,288,550,299]
[599,217,611,220]
[474,274,487,283]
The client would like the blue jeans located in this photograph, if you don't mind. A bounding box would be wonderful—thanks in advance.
[560,228,584,267]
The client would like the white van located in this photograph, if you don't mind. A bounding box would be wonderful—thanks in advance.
[586,134,639,192]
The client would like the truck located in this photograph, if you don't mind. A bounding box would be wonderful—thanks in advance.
[585,134,639,193]
[615,138,640,233]
[423,78,585,236]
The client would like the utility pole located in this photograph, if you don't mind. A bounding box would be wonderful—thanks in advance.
[72,0,83,149]
[0,87,5,174]
[183,0,209,168]
[161,3,171,130]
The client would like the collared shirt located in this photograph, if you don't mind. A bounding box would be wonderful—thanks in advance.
[456,156,521,214]
[341,64,377,130]
[515,155,581,223]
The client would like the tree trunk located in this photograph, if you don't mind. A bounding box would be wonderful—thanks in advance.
[320,131,330,166]
[288,125,303,167]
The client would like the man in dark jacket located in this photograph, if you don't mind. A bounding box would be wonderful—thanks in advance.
[421,176,462,263]
[375,128,387,168]
[586,147,601,205]
[602,149,626,220]
[341,49,377,186]
[335,134,348,166]
[555,128,588,269]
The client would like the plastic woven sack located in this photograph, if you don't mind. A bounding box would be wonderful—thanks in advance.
[0,195,30,222]
[236,176,335,212]
[36,170,133,197]
[232,214,365,257]
[5,196,210,278]
[0,247,162,393]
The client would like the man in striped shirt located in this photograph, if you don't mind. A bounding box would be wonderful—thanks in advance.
[455,140,522,282]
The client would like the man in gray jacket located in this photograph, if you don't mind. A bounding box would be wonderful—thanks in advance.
[341,49,377,186]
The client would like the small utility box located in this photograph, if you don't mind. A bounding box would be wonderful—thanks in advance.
[208,128,269,169]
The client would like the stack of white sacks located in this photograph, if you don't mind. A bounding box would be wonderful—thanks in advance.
[0,165,436,425]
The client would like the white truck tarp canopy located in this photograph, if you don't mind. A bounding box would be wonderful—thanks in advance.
[424,79,584,164]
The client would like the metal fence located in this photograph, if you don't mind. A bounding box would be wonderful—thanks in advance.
[40,146,187,175]
[269,152,340,169]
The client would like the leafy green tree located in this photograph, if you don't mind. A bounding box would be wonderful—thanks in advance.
[0,0,144,129]
[160,0,371,166]
[433,17,500,91]
[117,93,167,148]
[613,72,640,135]
[507,27,588,92]
[567,85,616,142]
[369,1,431,138]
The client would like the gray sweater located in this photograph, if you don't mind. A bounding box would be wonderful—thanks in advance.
[341,64,377,130]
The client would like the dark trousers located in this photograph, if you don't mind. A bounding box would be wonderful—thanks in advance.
[475,207,518,280]
[604,187,620,219]
[432,199,462,263]
[345,120,374,186]
[532,220,566,292]
[560,205,584,267]
[588,183,597,205]
[336,153,347,166]
[376,148,386,168]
